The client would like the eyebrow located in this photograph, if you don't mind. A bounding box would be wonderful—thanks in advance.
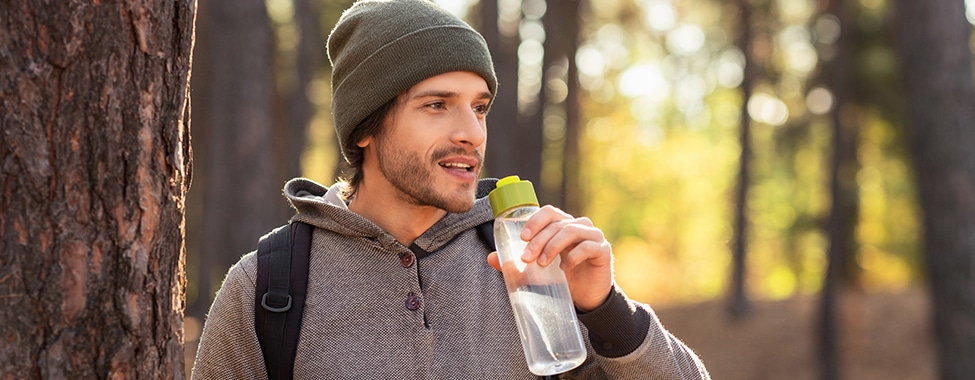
[410,90,493,101]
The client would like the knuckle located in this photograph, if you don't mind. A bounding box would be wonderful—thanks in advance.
[578,240,598,253]
[541,205,572,218]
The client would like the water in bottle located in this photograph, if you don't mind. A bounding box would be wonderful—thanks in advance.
[489,176,587,376]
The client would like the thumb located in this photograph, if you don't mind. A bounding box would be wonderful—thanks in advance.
[486,251,502,271]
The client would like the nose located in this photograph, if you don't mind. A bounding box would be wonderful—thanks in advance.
[452,107,486,148]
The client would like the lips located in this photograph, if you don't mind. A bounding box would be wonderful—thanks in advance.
[437,155,481,181]
[438,161,473,171]
[435,149,480,168]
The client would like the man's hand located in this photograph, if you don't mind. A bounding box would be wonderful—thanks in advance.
[487,205,614,312]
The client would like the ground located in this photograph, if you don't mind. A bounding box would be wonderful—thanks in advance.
[183,288,936,379]
[656,288,936,380]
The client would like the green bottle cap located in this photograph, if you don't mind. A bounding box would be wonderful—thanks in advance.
[489,175,539,217]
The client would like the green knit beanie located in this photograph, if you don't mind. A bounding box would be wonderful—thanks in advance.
[327,0,498,162]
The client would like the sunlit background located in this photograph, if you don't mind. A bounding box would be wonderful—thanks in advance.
[183,0,975,378]
[265,0,934,306]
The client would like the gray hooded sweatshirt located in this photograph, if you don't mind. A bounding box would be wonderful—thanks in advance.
[192,178,709,379]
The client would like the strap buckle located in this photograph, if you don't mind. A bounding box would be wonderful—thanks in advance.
[261,292,292,312]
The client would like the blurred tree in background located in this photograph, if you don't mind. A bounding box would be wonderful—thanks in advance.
[894,0,975,378]
[185,0,350,324]
[186,0,282,323]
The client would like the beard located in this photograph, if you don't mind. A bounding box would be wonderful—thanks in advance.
[374,140,481,214]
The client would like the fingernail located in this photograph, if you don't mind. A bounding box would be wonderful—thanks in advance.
[521,249,532,262]
[521,228,531,240]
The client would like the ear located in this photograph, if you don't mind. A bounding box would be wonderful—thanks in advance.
[356,135,373,148]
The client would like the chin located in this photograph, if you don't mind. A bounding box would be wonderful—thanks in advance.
[440,198,475,214]
[438,190,476,214]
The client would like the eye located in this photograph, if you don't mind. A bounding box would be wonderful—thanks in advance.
[474,104,489,115]
[426,101,446,110]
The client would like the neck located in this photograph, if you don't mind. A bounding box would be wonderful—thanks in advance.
[349,181,447,247]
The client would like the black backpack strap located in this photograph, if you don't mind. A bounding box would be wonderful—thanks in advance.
[255,222,313,380]
[475,219,495,251]
[475,178,499,252]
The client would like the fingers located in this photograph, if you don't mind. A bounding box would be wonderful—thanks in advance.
[520,205,572,240]
[507,206,614,311]
[520,206,606,268]
[558,239,611,270]
[486,251,502,271]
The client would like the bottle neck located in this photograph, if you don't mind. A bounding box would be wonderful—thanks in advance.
[497,205,539,219]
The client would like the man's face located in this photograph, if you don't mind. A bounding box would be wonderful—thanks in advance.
[359,71,491,213]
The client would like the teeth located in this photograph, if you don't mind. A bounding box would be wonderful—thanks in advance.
[440,162,471,169]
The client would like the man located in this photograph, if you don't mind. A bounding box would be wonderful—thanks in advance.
[192,0,710,379]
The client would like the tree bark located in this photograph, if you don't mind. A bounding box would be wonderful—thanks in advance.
[0,0,195,378]
[894,1,975,379]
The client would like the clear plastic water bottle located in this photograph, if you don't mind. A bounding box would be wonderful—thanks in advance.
[488,175,587,376]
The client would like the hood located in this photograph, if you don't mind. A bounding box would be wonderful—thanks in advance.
[282,177,497,252]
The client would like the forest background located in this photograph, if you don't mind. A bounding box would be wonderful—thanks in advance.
[2,0,973,378]
[181,0,973,379]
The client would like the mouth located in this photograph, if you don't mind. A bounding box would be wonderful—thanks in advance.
[438,161,475,172]
[436,154,481,181]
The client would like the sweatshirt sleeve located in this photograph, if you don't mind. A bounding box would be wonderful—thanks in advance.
[573,285,711,379]
[191,252,268,380]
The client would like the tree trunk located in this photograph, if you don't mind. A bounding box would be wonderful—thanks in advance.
[0,1,195,378]
[893,1,975,379]
[729,0,756,318]
[516,3,545,195]
[480,0,537,186]
[189,0,280,322]
[281,0,321,183]
[545,0,583,215]
[819,0,859,378]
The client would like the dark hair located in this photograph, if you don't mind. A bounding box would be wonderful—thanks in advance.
[339,97,397,199]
